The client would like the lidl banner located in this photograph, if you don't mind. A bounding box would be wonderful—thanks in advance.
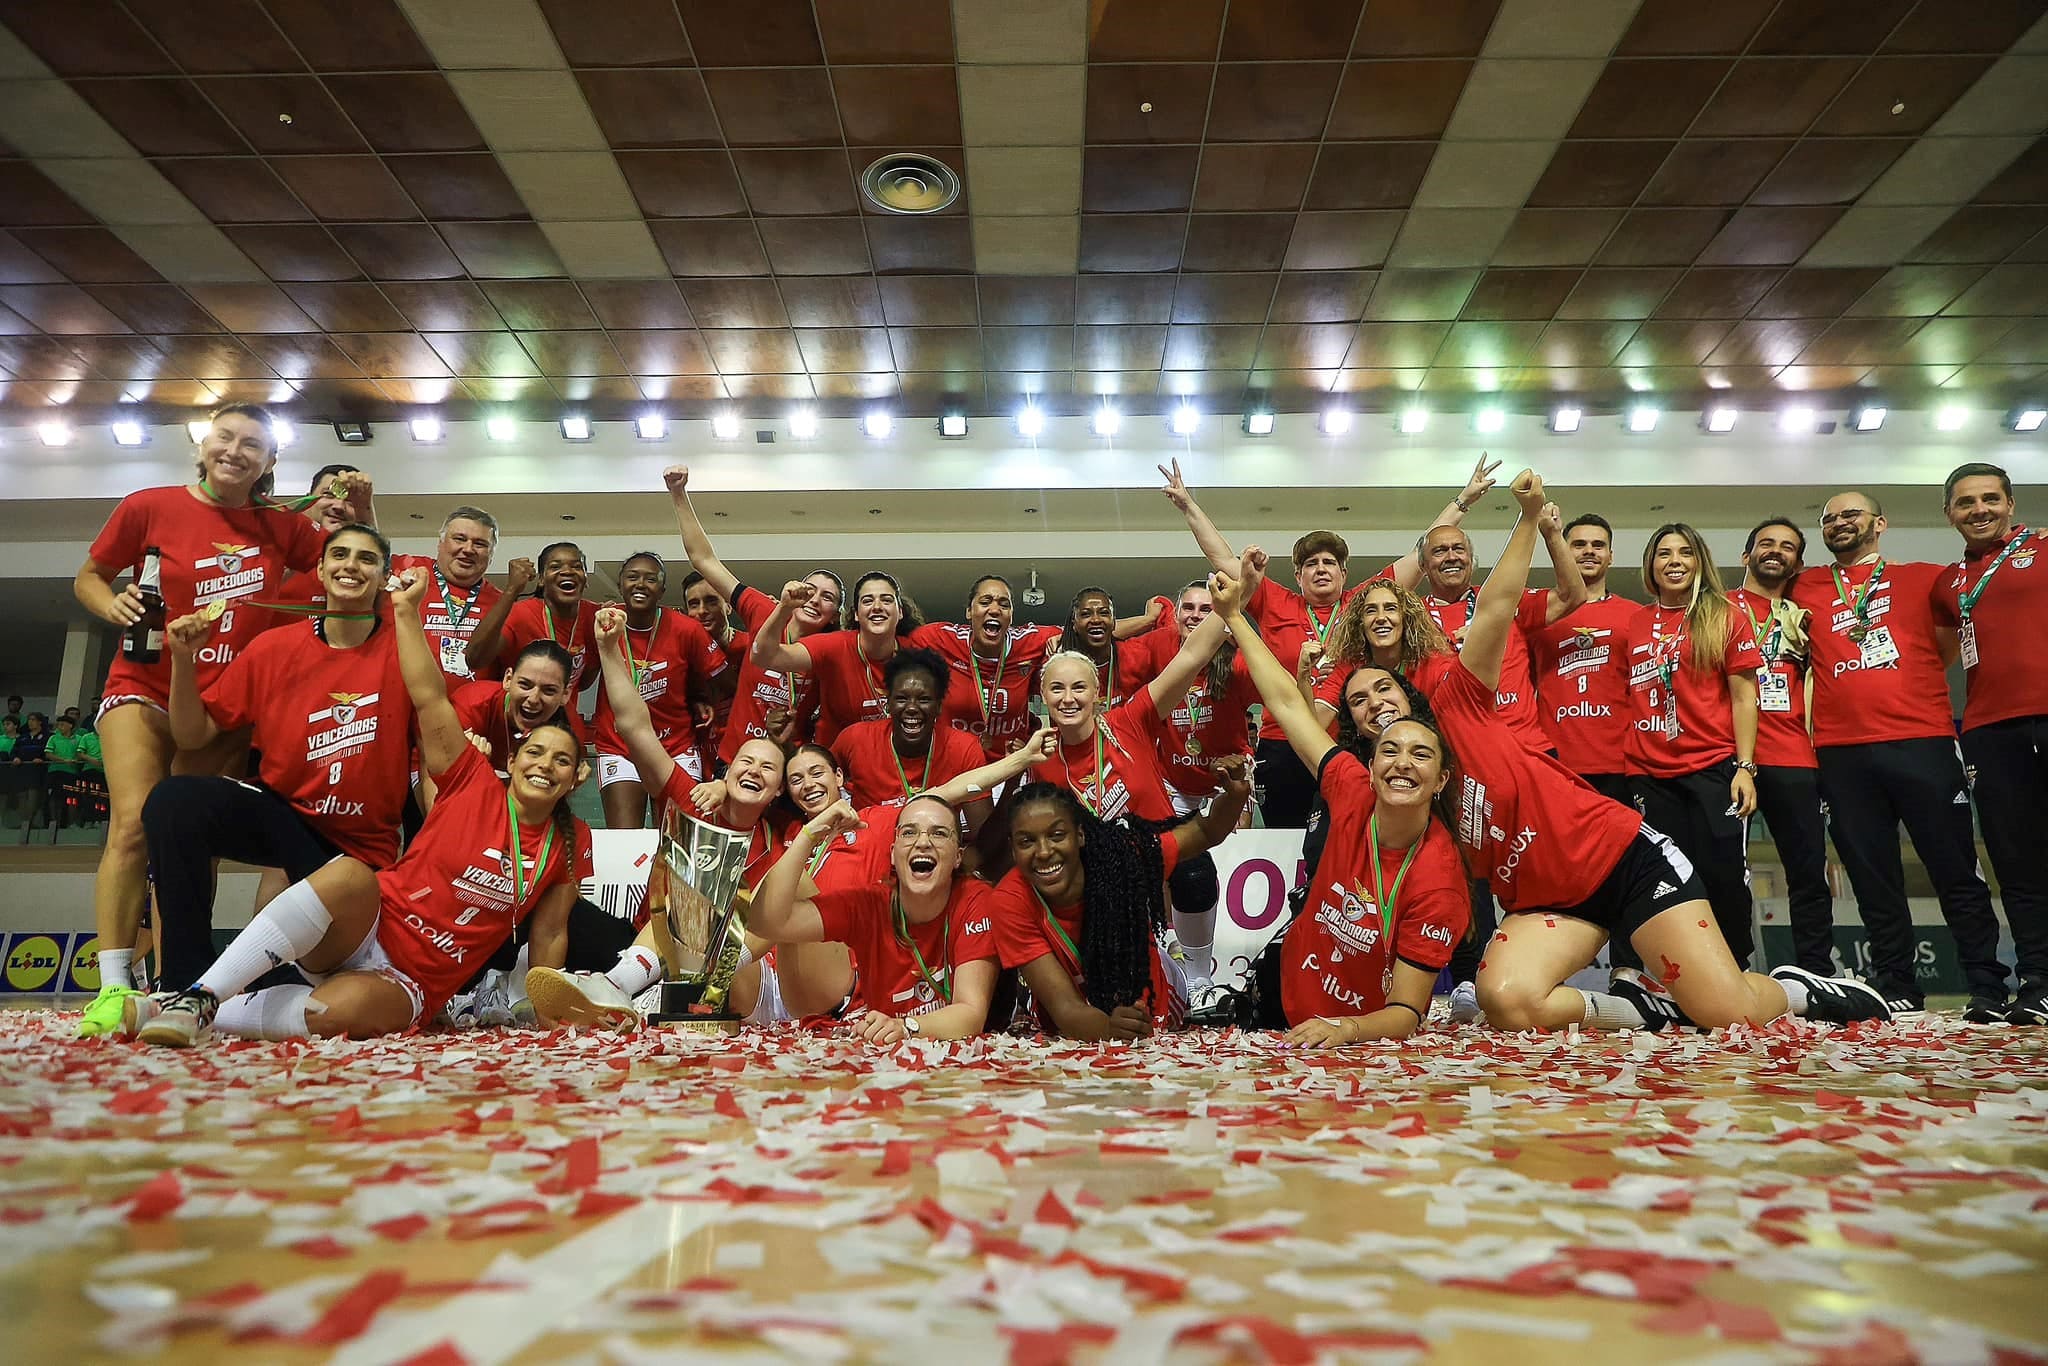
[2,932,68,994]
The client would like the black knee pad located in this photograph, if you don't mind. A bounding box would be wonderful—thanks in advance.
[1168,851,1220,916]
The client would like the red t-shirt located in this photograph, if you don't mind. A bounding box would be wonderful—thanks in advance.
[798,804,898,895]
[495,597,598,693]
[1520,591,1637,775]
[1147,647,1257,798]
[814,876,997,1019]
[388,554,502,689]
[721,585,825,763]
[1244,577,1362,741]
[374,745,593,1015]
[798,628,900,748]
[912,622,1065,762]
[593,608,725,758]
[987,832,1184,1031]
[1381,571,1549,753]
[1931,528,2048,731]
[91,486,326,707]
[1730,588,1816,769]
[1788,559,1953,747]
[1410,652,1641,912]
[1621,602,1762,778]
[201,619,412,866]
[1280,749,1468,1026]
[696,625,750,758]
[1028,693,1177,823]
[832,718,987,810]
[451,679,587,777]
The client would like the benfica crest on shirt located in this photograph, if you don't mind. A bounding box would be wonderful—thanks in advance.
[213,542,256,575]
[328,691,364,726]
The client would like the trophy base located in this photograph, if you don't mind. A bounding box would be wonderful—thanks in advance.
[650,980,745,1035]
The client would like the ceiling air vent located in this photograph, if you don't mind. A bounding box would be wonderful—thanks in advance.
[861,153,961,214]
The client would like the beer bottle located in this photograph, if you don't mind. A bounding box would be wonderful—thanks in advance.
[123,546,166,663]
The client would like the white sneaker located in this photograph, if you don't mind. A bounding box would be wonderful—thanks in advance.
[525,967,642,1031]
[1448,980,1482,1024]
[442,971,536,1030]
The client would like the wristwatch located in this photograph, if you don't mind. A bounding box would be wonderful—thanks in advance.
[904,1016,921,1036]
[1732,759,1759,775]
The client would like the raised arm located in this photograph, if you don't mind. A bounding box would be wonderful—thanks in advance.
[1210,561,1335,773]
[1538,503,1588,623]
[591,607,678,796]
[1461,470,1546,693]
[664,465,740,603]
[747,581,821,673]
[166,614,223,751]
[1113,596,1166,640]
[750,801,858,944]
[1382,454,1500,590]
[1142,613,1228,717]
[929,727,1057,807]
[1160,458,1240,572]
[1169,755,1253,862]
[389,569,467,777]
[462,555,534,674]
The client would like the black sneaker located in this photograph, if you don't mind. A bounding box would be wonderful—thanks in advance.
[1608,968,1694,1031]
[1871,981,1925,1018]
[1963,993,2011,1025]
[1187,983,1256,1028]
[1771,965,1891,1025]
[2011,979,2048,1026]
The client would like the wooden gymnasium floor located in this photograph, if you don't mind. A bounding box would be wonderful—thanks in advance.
[1,1006,2044,1365]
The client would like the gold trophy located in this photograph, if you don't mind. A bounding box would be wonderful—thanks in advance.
[645,802,755,1033]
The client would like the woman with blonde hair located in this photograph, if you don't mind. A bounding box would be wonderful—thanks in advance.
[1621,523,1764,968]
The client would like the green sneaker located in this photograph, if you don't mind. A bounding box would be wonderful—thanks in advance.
[77,983,142,1038]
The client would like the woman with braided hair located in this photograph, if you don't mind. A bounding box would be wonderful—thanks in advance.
[985,765,1250,1039]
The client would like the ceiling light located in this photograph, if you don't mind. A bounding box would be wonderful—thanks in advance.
[1702,407,1737,433]
[1935,405,1968,431]
[1548,406,1582,433]
[1092,404,1121,437]
[863,410,893,439]
[1016,404,1045,438]
[1321,406,1354,436]
[110,421,146,447]
[1243,410,1275,436]
[1852,406,1886,432]
[1474,407,1505,434]
[1627,406,1660,433]
[2015,408,2047,433]
[1397,406,1426,435]
[36,421,72,447]
[333,421,371,444]
[711,410,741,440]
[1169,403,1200,436]
[1777,406,1816,434]
[271,418,296,448]
[939,413,968,438]
[409,416,444,443]
[789,407,818,439]
[635,412,668,441]
[486,415,517,442]
[559,415,591,441]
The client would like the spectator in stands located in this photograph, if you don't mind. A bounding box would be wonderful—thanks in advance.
[3,696,22,729]
[44,714,83,829]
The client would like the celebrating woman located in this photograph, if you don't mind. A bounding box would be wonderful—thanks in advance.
[73,403,369,1036]
[750,571,925,746]
[445,641,583,786]
[832,649,986,815]
[1623,524,1764,967]
[1057,587,1160,708]
[593,550,730,829]
[463,542,599,694]
[912,576,1066,762]
[127,566,591,1045]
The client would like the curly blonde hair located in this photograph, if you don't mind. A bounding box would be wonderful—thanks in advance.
[1326,578,1451,674]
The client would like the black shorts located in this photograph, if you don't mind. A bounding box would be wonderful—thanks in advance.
[1512,824,1702,943]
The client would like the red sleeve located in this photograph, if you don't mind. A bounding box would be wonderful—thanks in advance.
[989,878,1053,970]
[199,636,267,731]
[282,513,325,573]
[1393,881,1469,972]
[1514,587,1550,635]
[451,679,499,732]
[949,882,998,965]
[1722,606,1764,677]
[1245,575,1282,630]
[676,612,725,680]
[1317,745,1372,806]
[1147,595,1176,632]
[734,585,776,632]
[435,740,493,797]
[1368,563,1396,584]
[1929,565,1961,628]
[814,881,884,946]
[1313,664,1348,713]
[1158,829,1181,877]
[572,819,595,883]
[88,490,151,572]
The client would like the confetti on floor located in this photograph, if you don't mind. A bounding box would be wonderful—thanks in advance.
[2,1009,2045,1364]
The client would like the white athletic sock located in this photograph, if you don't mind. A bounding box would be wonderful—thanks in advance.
[197,880,334,1001]
[1778,978,1810,1015]
[1173,909,1216,980]
[1581,990,1647,1031]
[213,985,324,1039]
[606,945,663,997]
[97,949,133,992]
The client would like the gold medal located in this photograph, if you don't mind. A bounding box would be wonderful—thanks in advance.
[1847,624,1868,644]
[1185,736,1202,757]
[199,600,227,622]
[327,479,349,500]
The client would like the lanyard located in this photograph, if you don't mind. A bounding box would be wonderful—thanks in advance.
[804,838,832,879]
[1738,594,1782,664]
[244,600,377,620]
[1063,722,1109,814]
[1649,606,1685,687]
[1365,814,1421,943]
[543,601,573,650]
[196,476,339,515]
[892,890,952,1002]
[1029,885,1084,966]
[887,737,932,800]
[503,789,557,910]
[1306,600,1338,645]
[970,632,1010,720]
[860,644,890,709]
[624,620,652,685]
[1098,643,1119,704]
[1830,559,1885,634]
[435,568,477,633]
[1955,528,2031,621]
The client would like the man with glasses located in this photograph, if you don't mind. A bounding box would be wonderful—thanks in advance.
[1787,492,2010,1021]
